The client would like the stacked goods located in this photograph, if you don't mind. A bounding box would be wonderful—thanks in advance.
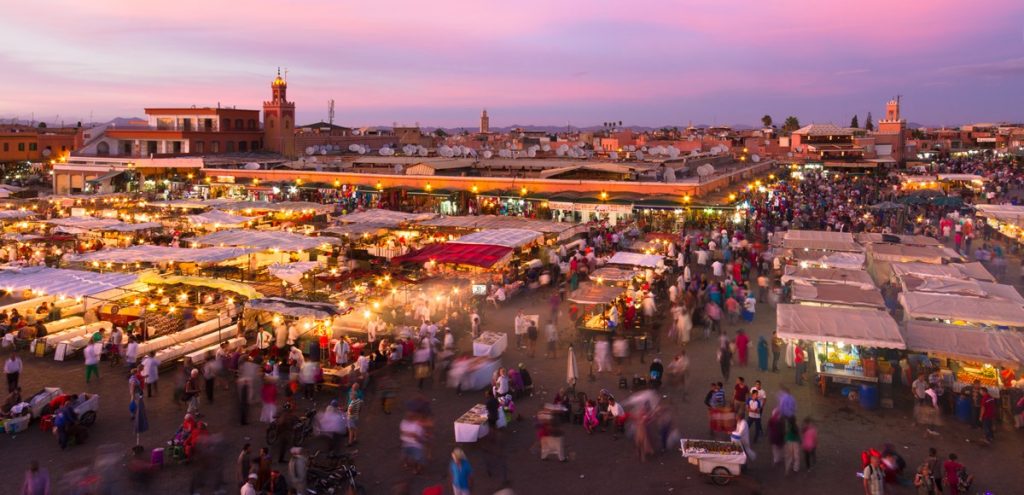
[682,439,743,456]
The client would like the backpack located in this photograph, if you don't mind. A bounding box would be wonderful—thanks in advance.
[957,467,972,492]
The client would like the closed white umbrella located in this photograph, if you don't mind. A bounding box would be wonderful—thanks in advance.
[567,344,579,390]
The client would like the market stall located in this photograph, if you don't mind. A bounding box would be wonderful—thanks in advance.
[454,404,490,443]
[472,331,508,358]
[898,292,1024,328]
[605,251,664,269]
[902,320,1024,398]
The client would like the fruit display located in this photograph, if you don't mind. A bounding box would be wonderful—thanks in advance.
[682,439,743,456]
[956,371,998,388]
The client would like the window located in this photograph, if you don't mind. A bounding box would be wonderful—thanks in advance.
[222,119,230,130]
[248,119,256,129]
[238,141,248,152]
[123,142,132,155]
[97,142,110,155]
[61,145,67,151]
[226,141,235,153]
[2,143,7,152]
[18,143,25,151]
[251,140,259,151]
[234,119,243,130]
[268,119,274,129]
[211,141,220,153]
[194,141,205,154]
[29,143,37,151]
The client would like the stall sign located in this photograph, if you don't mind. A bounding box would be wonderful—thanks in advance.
[472,284,487,296]
[71,207,88,217]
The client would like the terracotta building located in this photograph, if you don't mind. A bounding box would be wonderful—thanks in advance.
[0,126,81,163]
[263,70,297,158]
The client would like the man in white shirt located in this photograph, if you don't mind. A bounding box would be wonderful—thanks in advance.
[514,310,527,349]
[142,352,160,397]
[696,249,709,267]
[334,338,351,366]
[84,341,101,383]
[712,260,724,278]
[603,397,626,430]
[5,351,22,392]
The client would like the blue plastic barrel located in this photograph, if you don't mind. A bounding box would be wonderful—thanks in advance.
[859,384,879,410]
[955,396,973,423]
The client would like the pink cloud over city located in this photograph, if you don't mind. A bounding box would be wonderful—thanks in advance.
[2,0,1023,127]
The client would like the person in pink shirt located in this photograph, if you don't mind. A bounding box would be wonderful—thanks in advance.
[801,417,818,471]
[735,329,750,367]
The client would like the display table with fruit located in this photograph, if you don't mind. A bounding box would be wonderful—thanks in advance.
[680,438,747,486]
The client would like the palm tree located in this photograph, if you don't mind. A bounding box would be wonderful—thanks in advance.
[783,116,801,132]
[761,115,773,128]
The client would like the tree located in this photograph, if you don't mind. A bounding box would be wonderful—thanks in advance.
[37,122,46,129]
[761,115,773,128]
[850,115,859,128]
[433,128,448,138]
[865,112,874,131]
[783,116,801,132]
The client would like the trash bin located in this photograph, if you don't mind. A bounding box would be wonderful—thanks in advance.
[859,384,879,410]
[955,395,973,423]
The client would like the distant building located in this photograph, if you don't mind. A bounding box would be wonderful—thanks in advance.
[0,125,81,163]
[263,70,297,158]
[874,97,908,163]
[479,109,490,134]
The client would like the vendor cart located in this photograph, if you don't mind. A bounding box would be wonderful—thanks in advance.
[680,439,747,486]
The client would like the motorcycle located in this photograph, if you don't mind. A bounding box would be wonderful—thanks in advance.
[266,404,318,447]
[306,455,365,495]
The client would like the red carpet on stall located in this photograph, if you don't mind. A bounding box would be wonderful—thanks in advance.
[392,242,513,268]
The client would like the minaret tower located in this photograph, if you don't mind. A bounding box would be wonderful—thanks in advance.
[263,68,297,158]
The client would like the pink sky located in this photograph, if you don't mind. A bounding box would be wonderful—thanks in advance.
[2,0,1023,127]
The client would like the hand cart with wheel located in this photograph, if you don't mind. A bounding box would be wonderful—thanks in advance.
[680,439,747,486]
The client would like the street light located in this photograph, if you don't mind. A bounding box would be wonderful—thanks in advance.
[425,182,433,192]
[599,191,608,201]
[519,186,527,196]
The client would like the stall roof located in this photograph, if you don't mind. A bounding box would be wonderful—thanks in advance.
[780,230,864,252]
[903,321,1024,368]
[567,283,624,305]
[890,262,969,280]
[0,210,34,220]
[187,210,257,227]
[854,233,942,246]
[68,245,257,264]
[191,229,339,250]
[937,174,986,182]
[776,304,904,349]
[453,228,543,248]
[951,262,997,282]
[975,204,1024,225]
[868,243,962,264]
[0,267,138,298]
[607,251,664,268]
[138,272,263,299]
[899,292,1024,327]
[781,266,876,290]
[45,217,163,232]
[791,283,886,309]
[217,201,331,214]
[589,266,639,283]
[788,250,866,269]
[416,215,583,236]
[392,243,513,268]
[320,223,390,237]
[338,210,436,225]
[245,297,343,319]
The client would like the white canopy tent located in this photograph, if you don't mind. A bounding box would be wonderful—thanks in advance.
[417,215,586,241]
[779,230,864,252]
[245,297,343,319]
[899,292,1024,327]
[186,210,257,228]
[338,210,435,225]
[320,224,390,237]
[453,228,543,249]
[789,250,866,269]
[268,262,321,286]
[191,229,340,251]
[45,217,163,232]
[67,245,257,264]
[0,210,34,220]
[607,251,664,268]
[903,321,1024,369]
[868,244,962,264]
[790,283,887,309]
[0,267,138,298]
[776,304,904,349]
[781,266,876,290]
[216,201,331,214]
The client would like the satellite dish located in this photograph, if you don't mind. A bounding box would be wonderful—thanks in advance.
[541,144,551,152]
[357,147,366,155]
[305,146,316,155]
[244,162,261,170]
[609,151,619,160]
[418,146,429,157]
[348,144,360,152]
[635,151,644,160]
[352,130,361,136]
[667,146,680,158]
[320,148,327,155]
[751,154,761,163]
[482,150,493,159]
[527,150,536,158]
[42,148,51,157]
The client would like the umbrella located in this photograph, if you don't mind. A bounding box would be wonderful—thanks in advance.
[929,196,962,207]
[133,395,149,448]
[566,344,579,389]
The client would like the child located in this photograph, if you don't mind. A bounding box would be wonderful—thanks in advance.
[914,463,937,495]
[583,400,599,434]
[801,417,817,471]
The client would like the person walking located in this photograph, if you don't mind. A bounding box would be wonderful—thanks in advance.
[718,336,732,381]
[794,343,807,386]
[771,332,782,372]
[449,448,473,495]
[863,453,886,495]
[21,460,50,495]
[979,388,997,443]
[184,368,201,415]
[286,447,308,495]
[782,416,801,475]
[202,358,218,404]
[735,330,749,367]
[757,336,768,372]
[801,417,817,471]
[83,340,101,384]
[5,351,22,393]
[347,394,363,446]
[142,352,160,397]
[746,389,763,443]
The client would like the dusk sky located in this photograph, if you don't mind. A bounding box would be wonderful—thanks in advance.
[2,0,1023,128]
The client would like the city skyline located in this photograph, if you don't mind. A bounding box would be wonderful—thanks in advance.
[2,0,1023,128]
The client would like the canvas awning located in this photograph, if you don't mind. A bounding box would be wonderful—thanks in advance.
[903,321,1024,368]
[781,266,876,290]
[44,217,162,232]
[186,210,257,227]
[607,251,664,268]
[788,250,866,269]
[776,304,904,349]
[453,228,543,248]
[589,266,639,283]
[0,210,34,220]
[791,283,886,309]
[899,292,1024,327]
[567,283,624,305]
[269,262,320,286]
[321,224,390,237]
[868,244,962,264]
[416,215,586,241]
[780,230,864,252]
[68,245,257,264]
[191,229,339,250]
[137,272,263,299]
[245,297,343,319]
[217,201,331,214]
[0,267,138,298]
[392,243,514,268]
[338,210,435,225]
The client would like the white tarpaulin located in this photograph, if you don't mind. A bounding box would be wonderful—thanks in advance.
[191,229,339,250]
[899,292,1024,327]
[781,266,876,290]
[0,267,138,298]
[607,251,664,268]
[44,217,163,232]
[321,224,390,237]
[900,276,988,298]
[789,250,866,269]
[453,228,543,248]
[890,262,968,280]
[68,246,257,264]
[0,210,34,220]
[417,215,586,241]
[781,230,863,252]
[339,210,435,225]
[567,283,624,305]
[951,262,997,282]
[868,244,962,264]
[217,201,331,214]
[589,266,639,283]
[186,210,257,227]
[776,304,904,349]
[903,321,1024,368]
[790,283,886,309]
[854,233,942,246]
[269,262,320,286]
[245,297,343,319]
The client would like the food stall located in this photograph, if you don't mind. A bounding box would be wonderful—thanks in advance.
[680,439,747,486]
[777,304,904,405]
[902,321,1024,399]
[473,331,508,358]
[454,403,490,443]
[567,282,625,336]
